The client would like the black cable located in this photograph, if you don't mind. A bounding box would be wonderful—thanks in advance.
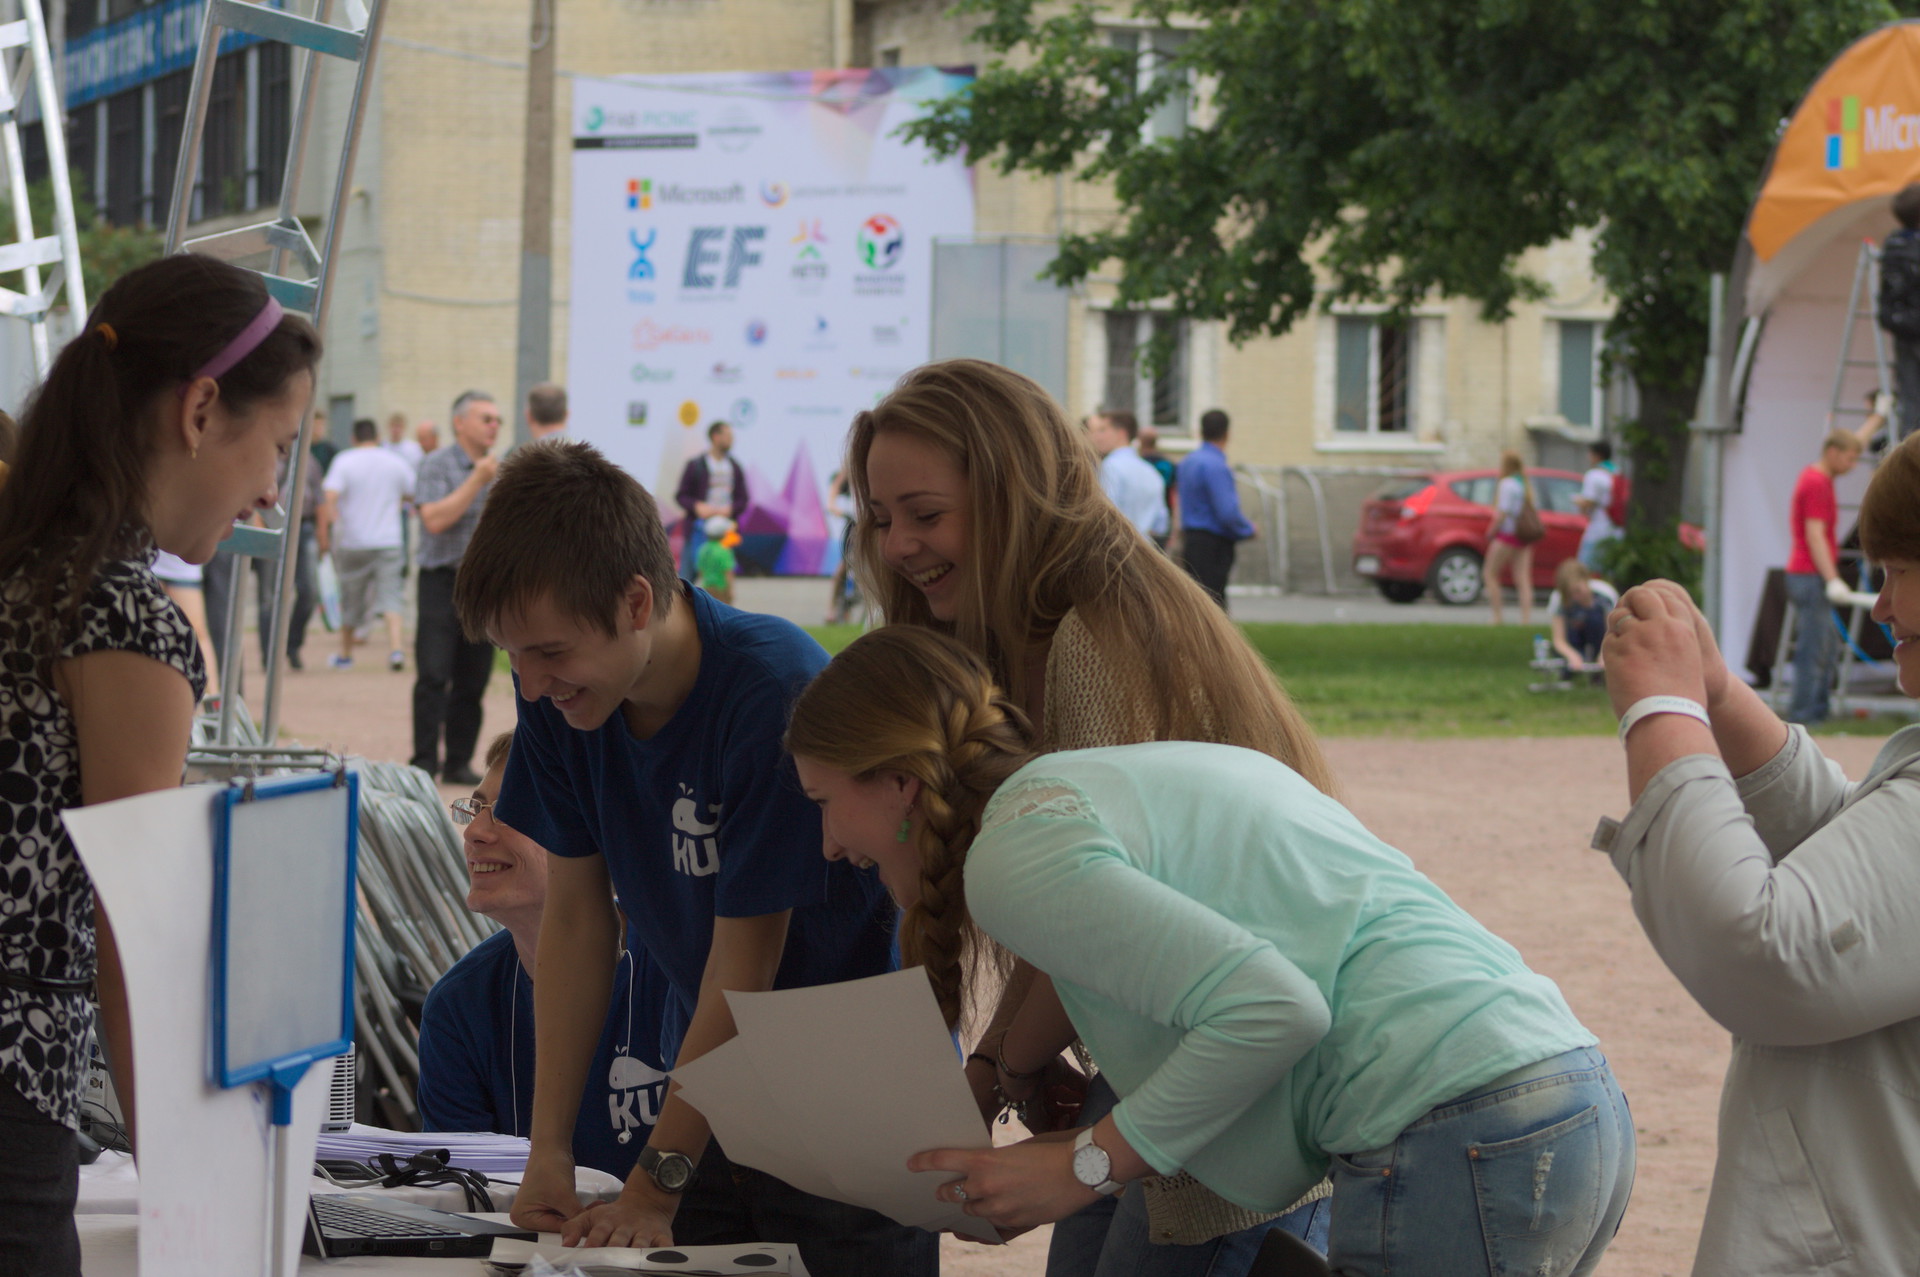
[370,1150,497,1213]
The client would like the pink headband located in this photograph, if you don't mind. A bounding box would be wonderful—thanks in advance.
[181,296,285,395]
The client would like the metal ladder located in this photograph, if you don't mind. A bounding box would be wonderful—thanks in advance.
[1770,243,1897,719]
[1827,240,1892,445]
[0,0,86,375]
[163,0,389,752]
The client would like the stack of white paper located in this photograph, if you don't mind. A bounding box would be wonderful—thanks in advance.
[672,968,999,1243]
[316,1123,531,1176]
[485,1239,810,1275]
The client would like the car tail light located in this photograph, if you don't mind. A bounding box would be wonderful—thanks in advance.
[1398,484,1437,519]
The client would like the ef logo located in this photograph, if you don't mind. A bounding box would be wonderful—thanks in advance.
[683,226,765,289]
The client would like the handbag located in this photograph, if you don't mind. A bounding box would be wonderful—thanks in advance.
[1514,495,1545,545]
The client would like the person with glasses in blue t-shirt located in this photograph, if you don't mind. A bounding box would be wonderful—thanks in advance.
[418,729,671,1178]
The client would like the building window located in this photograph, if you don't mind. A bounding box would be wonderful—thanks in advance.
[1334,316,1413,434]
[1104,310,1187,428]
[150,70,189,226]
[1557,319,1602,428]
[257,42,292,206]
[105,88,143,226]
[1108,27,1191,141]
[66,104,99,206]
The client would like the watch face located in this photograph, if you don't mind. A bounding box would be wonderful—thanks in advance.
[656,1151,694,1193]
[1072,1140,1111,1189]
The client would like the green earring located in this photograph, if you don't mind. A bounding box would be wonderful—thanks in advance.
[896,817,913,843]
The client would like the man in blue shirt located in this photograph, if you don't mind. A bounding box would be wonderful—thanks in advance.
[416,729,670,1179]
[1177,408,1257,609]
[451,441,925,1276]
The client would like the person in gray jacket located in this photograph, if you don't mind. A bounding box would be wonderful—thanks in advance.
[1594,430,1920,1276]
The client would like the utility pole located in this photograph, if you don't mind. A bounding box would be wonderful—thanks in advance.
[512,0,555,447]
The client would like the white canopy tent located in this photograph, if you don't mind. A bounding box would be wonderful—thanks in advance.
[1714,22,1920,678]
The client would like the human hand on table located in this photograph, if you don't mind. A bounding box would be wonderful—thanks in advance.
[560,1188,677,1249]
[1602,580,1711,718]
[909,1135,1099,1234]
[509,1146,584,1233]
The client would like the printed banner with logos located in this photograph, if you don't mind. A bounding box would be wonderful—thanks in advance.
[568,66,975,575]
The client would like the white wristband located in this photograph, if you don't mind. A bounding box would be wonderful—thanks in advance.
[1617,695,1711,742]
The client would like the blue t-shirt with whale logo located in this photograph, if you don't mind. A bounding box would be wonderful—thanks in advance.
[496,583,897,1067]
[417,927,669,1179]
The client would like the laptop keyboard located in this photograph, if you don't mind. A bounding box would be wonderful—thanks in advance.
[312,1195,465,1238]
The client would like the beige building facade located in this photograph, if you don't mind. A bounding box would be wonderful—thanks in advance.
[206,0,1619,474]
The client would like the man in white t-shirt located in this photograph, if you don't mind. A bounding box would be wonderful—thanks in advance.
[384,411,425,471]
[320,418,417,671]
[1575,441,1619,569]
[1088,410,1171,542]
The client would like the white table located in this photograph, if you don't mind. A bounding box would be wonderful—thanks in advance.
[77,1212,543,1275]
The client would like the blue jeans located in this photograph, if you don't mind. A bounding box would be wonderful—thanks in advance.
[1785,571,1836,723]
[1048,1074,1329,1277]
[676,1140,937,1277]
[1326,1046,1633,1277]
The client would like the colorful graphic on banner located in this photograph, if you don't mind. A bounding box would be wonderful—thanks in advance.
[569,67,975,575]
[1747,25,1920,264]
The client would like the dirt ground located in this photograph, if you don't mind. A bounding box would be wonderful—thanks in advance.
[250,646,1896,1277]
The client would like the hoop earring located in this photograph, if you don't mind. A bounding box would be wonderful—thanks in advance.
[895,817,912,844]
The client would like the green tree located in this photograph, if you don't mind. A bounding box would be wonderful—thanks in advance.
[909,0,1895,555]
[0,172,163,318]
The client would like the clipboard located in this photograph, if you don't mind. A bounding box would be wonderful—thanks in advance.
[210,769,359,1097]
[209,768,359,1277]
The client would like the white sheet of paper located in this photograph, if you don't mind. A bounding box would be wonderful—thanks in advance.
[671,967,998,1243]
[489,1238,811,1274]
[65,786,331,1277]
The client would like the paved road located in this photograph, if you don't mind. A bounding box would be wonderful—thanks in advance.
[735,575,1514,628]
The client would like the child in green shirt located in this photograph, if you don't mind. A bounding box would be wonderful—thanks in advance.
[695,515,737,603]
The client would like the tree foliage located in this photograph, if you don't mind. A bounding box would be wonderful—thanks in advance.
[0,173,163,318]
[907,0,1897,531]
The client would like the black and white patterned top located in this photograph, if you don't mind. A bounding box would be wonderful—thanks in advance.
[0,555,204,1126]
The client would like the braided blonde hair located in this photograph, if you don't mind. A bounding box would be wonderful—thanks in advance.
[786,627,1034,1030]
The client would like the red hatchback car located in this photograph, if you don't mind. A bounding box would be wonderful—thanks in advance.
[1351,468,1594,606]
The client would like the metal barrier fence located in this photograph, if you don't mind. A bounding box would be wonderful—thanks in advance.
[1228,464,1432,594]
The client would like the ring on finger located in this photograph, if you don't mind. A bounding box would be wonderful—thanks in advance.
[952,1184,969,1202]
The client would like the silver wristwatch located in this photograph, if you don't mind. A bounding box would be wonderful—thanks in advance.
[637,1145,696,1194]
[1072,1128,1123,1196]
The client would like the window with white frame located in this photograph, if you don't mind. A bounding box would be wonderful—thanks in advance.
[1557,319,1604,429]
[1107,26,1192,141]
[1334,316,1414,435]
[1104,311,1188,428]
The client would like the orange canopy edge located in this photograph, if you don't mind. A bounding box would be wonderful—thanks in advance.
[1747,22,1920,263]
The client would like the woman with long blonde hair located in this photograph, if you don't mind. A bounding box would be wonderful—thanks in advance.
[1483,449,1537,625]
[846,359,1334,1272]
[785,628,1633,1277]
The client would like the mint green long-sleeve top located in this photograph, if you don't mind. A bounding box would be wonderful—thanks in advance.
[964,743,1594,1214]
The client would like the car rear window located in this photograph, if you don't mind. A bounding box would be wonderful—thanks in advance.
[1372,478,1432,502]
[1535,476,1584,514]
[1451,477,1496,505]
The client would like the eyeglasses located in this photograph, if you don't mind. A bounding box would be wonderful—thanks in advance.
[449,797,496,826]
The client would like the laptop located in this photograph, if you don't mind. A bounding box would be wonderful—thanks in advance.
[302,1191,538,1258]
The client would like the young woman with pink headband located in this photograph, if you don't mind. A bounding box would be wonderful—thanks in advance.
[0,255,320,1272]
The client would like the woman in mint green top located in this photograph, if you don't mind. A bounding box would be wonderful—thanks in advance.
[786,627,1634,1276]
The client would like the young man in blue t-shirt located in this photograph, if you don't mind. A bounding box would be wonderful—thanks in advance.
[452,441,924,1275]
[416,729,670,1178]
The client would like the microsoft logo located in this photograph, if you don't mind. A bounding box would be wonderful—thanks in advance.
[627,178,653,211]
[1827,96,1861,170]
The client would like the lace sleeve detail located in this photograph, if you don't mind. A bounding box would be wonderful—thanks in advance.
[979,777,1097,837]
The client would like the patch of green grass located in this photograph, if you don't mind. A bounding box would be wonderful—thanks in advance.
[801,622,1911,739]
[1241,624,1616,738]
